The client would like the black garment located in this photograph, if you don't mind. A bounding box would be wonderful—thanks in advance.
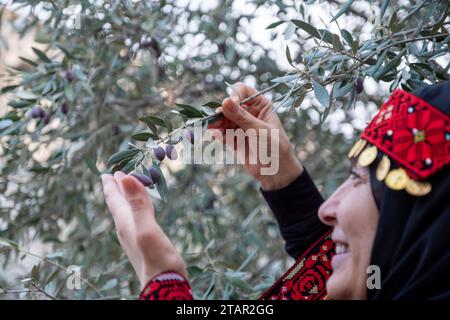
[261,169,331,260]
[368,82,450,299]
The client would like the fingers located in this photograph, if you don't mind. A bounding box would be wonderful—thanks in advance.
[230,82,269,108]
[222,97,266,130]
[119,175,155,228]
[101,174,130,226]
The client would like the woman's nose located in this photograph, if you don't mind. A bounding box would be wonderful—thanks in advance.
[318,192,339,226]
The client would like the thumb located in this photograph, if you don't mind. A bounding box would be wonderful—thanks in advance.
[121,175,155,225]
[222,97,265,130]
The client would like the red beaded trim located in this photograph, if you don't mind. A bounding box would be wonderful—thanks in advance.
[139,271,193,300]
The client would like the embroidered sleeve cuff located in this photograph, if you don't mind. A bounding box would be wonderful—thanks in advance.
[139,271,193,300]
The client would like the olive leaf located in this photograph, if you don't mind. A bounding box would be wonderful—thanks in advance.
[107,149,140,166]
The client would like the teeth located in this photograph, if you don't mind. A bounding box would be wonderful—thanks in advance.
[335,244,349,255]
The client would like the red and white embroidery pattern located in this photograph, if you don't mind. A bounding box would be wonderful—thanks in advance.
[361,89,450,180]
[258,230,334,300]
[139,271,193,300]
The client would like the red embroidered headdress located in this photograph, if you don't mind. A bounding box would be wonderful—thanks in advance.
[348,89,450,196]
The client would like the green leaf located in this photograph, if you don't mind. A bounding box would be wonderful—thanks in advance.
[312,80,330,108]
[107,149,140,166]
[100,279,118,292]
[139,117,159,136]
[318,29,334,44]
[285,45,294,66]
[117,159,137,174]
[139,115,166,128]
[56,43,75,59]
[340,29,353,46]
[85,158,101,176]
[45,270,60,285]
[8,100,32,108]
[379,0,390,23]
[187,266,203,277]
[330,0,355,22]
[374,48,407,79]
[291,19,320,38]
[32,47,51,63]
[19,57,38,66]
[65,85,74,102]
[0,84,19,94]
[224,272,253,291]
[131,132,158,141]
[153,162,168,202]
[351,40,359,54]
[0,237,19,249]
[0,119,13,130]
[16,91,38,100]
[265,20,285,30]
[332,34,344,51]
[175,103,205,118]
[202,101,222,108]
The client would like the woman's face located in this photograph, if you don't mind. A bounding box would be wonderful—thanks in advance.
[318,163,379,299]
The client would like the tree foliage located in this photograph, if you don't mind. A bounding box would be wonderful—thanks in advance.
[0,0,448,299]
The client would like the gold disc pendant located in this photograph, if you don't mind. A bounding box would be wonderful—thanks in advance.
[348,139,362,159]
[406,180,432,196]
[358,145,378,167]
[354,139,367,158]
[376,155,391,181]
[385,168,410,190]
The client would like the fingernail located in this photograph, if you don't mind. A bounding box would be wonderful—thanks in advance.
[231,95,240,105]
[122,177,139,196]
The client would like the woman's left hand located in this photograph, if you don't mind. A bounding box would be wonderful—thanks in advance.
[101,171,188,290]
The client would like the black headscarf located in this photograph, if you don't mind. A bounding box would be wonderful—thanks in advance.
[367,82,450,299]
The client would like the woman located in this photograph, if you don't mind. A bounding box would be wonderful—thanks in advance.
[101,81,450,300]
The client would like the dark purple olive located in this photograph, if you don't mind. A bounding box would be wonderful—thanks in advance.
[354,77,364,94]
[65,70,75,82]
[112,126,120,136]
[165,145,178,160]
[42,112,51,125]
[130,173,152,187]
[149,167,160,184]
[152,146,166,161]
[61,101,69,114]
[184,129,194,144]
[30,106,45,118]
[205,194,218,210]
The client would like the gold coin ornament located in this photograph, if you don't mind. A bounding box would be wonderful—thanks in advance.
[354,139,367,158]
[347,139,362,159]
[376,155,391,181]
[385,168,410,190]
[406,180,432,196]
[358,145,378,167]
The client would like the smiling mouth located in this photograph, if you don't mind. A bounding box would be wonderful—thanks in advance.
[335,243,349,255]
[332,242,351,270]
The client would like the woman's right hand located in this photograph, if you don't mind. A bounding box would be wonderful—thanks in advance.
[208,82,303,191]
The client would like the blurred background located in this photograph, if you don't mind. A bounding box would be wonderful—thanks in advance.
[0,0,448,299]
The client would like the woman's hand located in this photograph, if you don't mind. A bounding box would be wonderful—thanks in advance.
[101,171,187,290]
[208,82,303,191]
